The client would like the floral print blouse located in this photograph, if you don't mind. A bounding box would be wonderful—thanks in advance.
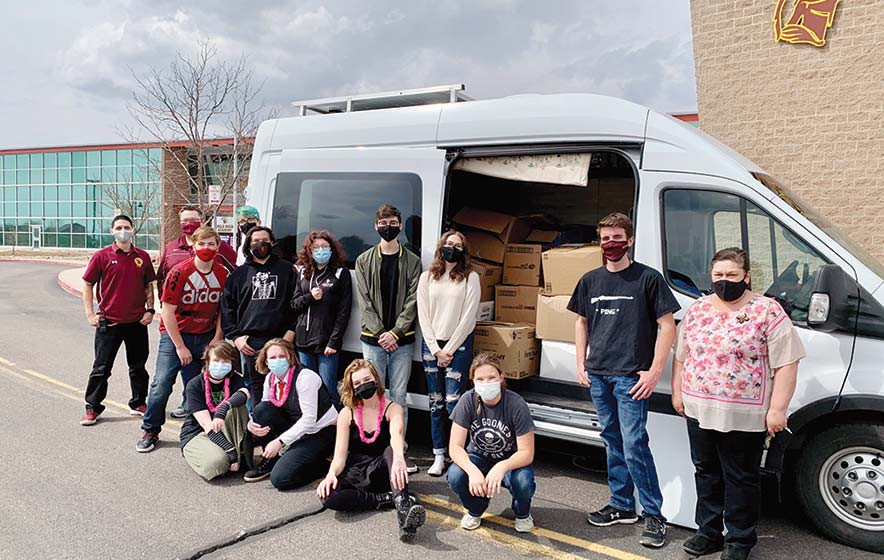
[675,294,805,432]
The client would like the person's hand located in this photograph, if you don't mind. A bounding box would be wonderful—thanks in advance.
[436,351,453,368]
[629,368,662,400]
[323,347,337,357]
[468,471,487,497]
[87,314,100,327]
[176,345,193,366]
[210,334,224,345]
[263,438,283,459]
[211,417,225,433]
[311,287,323,300]
[766,408,788,437]
[140,311,154,325]
[283,330,295,343]
[229,461,240,473]
[378,332,397,351]
[672,392,685,417]
[484,463,507,497]
[235,336,256,356]
[390,454,409,490]
[248,419,271,437]
[317,472,338,499]
[576,363,590,387]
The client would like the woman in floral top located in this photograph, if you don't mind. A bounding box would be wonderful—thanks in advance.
[672,248,805,560]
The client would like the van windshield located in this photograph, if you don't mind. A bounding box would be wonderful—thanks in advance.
[752,173,884,279]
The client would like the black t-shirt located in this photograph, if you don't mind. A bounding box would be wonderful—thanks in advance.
[180,373,246,448]
[567,261,680,376]
[450,389,535,462]
[380,253,399,331]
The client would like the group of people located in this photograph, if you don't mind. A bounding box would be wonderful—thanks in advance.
[79,204,803,558]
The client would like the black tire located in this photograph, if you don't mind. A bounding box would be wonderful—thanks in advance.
[795,423,884,553]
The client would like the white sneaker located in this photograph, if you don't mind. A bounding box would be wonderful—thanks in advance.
[514,515,535,533]
[460,513,482,530]
[428,455,446,477]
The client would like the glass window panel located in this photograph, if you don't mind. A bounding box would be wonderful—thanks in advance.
[57,201,71,217]
[30,186,43,201]
[86,234,103,249]
[43,234,57,247]
[58,185,71,200]
[117,150,132,165]
[72,168,86,183]
[44,168,57,184]
[86,151,100,167]
[58,168,71,184]
[72,184,86,200]
[44,153,57,168]
[72,151,86,167]
[30,153,43,169]
[31,169,43,184]
[17,202,29,217]
[57,152,71,168]
[43,219,57,232]
[148,148,163,165]
[4,202,14,215]
[87,201,102,218]
[86,168,100,182]
[2,232,14,245]
[100,233,114,246]
[101,167,116,183]
[16,154,28,168]
[133,149,148,166]
[102,202,115,218]
[44,186,57,201]
[16,170,28,184]
[148,166,160,182]
[16,186,28,201]
[57,233,71,248]
[72,202,87,217]
[30,202,42,216]
[71,234,86,248]
[44,202,57,217]
[3,155,15,170]
[2,171,13,185]
[101,150,116,166]
[71,218,86,234]
[17,233,30,246]
[132,166,147,182]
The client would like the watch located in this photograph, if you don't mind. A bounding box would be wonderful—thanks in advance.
[146,308,156,314]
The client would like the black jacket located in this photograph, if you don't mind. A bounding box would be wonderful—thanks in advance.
[291,264,353,352]
[220,256,298,340]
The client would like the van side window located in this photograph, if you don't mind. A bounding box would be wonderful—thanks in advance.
[662,188,830,324]
[272,172,422,267]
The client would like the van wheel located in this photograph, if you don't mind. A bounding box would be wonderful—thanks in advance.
[795,423,884,553]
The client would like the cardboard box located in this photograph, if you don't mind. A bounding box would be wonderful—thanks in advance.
[476,300,495,322]
[502,244,542,286]
[472,259,503,301]
[495,285,539,324]
[454,207,533,263]
[536,293,579,343]
[539,339,578,382]
[463,230,506,263]
[472,321,540,379]
[524,229,563,247]
[541,245,604,295]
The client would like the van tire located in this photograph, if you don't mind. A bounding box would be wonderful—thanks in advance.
[795,423,884,553]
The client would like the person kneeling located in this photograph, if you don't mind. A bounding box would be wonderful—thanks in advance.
[243,338,338,490]
[446,353,537,533]
[180,341,250,481]
[317,359,426,542]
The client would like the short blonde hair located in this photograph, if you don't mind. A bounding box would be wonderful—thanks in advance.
[192,225,220,245]
[340,359,386,410]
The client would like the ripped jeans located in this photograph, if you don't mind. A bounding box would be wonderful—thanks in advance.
[421,335,473,455]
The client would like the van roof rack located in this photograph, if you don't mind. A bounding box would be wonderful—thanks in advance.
[292,84,472,116]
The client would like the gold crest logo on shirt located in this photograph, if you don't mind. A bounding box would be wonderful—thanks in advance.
[134,257,144,268]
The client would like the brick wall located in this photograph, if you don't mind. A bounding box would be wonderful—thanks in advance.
[690,0,884,264]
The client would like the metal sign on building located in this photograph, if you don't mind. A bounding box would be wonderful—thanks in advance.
[208,184,222,205]
[773,0,841,47]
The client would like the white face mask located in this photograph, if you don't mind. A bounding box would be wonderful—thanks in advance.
[113,230,134,243]
[474,381,501,401]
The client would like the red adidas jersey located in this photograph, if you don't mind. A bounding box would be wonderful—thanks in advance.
[160,259,228,334]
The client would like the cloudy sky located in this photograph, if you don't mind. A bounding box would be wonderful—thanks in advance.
[0,0,697,150]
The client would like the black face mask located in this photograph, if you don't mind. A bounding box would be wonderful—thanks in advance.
[377,225,400,242]
[249,241,272,260]
[354,381,377,401]
[712,279,748,302]
[440,246,463,263]
[239,221,257,235]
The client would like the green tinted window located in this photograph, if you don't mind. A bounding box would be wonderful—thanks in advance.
[30,153,43,169]
[86,168,100,182]
[72,168,86,183]
[43,168,57,184]
[3,155,15,170]
[86,151,100,167]
[101,150,116,166]
[30,202,41,215]
[117,150,132,165]
[72,184,86,199]
[72,152,86,167]
[3,171,13,185]
[44,153,57,168]
[57,233,71,248]
[58,185,71,200]
[101,168,116,182]
[16,186,28,201]
[72,202,86,216]
[16,155,28,168]
[45,202,57,217]
[30,187,42,201]
[44,186,57,201]
[31,169,43,184]
[16,170,28,184]
[57,201,71,217]
[58,168,71,184]
[57,152,71,168]
[72,234,86,248]
[17,202,28,216]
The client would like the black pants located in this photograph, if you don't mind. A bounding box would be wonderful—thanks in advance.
[687,418,766,548]
[321,447,407,511]
[84,322,150,414]
[252,400,335,491]
[241,336,272,403]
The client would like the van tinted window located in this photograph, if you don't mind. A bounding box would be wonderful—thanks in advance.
[663,188,830,323]
[271,172,422,266]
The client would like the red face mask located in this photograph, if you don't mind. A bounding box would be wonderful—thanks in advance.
[195,247,217,262]
[181,221,201,235]
[601,240,630,262]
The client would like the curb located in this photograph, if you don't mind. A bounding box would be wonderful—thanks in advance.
[0,257,88,266]
[58,271,82,297]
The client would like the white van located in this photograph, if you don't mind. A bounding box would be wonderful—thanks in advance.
[246,85,884,553]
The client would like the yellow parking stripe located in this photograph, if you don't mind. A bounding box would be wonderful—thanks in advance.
[0,357,16,366]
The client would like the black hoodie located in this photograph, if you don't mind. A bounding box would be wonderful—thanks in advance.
[291,264,353,352]
[220,255,298,340]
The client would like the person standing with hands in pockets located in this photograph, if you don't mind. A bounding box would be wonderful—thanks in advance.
[567,212,680,549]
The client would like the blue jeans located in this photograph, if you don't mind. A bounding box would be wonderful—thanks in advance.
[447,453,536,518]
[421,336,473,455]
[142,331,212,435]
[361,342,414,432]
[588,373,664,519]
[298,351,341,408]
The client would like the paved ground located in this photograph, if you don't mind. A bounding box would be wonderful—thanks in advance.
[0,260,876,560]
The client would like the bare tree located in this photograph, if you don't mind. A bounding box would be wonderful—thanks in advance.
[100,176,162,237]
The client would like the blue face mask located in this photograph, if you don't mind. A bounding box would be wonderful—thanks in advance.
[208,361,232,380]
[267,357,290,378]
[312,247,332,265]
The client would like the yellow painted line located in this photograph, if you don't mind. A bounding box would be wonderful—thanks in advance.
[0,357,16,366]
[24,368,79,391]
[0,365,97,407]
[421,494,651,560]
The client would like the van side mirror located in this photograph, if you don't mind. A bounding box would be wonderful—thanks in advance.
[807,264,851,333]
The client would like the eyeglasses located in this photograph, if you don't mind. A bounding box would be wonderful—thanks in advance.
[377,220,400,227]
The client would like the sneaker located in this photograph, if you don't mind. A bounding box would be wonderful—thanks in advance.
[129,405,146,416]
[395,492,426,542]
[243,457,278,482]
[720,544,751,560]
[683,533,724,556]
[639,516,667,548]
[428,455,446,477]
[460,512,482,530]
[80,410,100,426]
[169,406,187,419]
[136,431,159,453]
[405,457,419,474]
[587,505,639,527]
[514,515,535,533]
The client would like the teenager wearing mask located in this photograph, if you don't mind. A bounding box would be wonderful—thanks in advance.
[317,359,426,542]
[234,205,261,266]
[355,204,421,471]
[180,341,250,481]
[567,212,680,548]
[156,206,237,418]
[446,353,537,533]
[220,226,298,403]
[81,215,156,426]
[242,339,338,489]
[673,248,804,560]
[417,231,480,476]
[137,226,228,453]
[292,230,352,408]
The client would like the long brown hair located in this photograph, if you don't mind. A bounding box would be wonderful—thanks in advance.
[255,338,299,374]
[469,352,507,417]
[428,230,473,282]
[296,230,347,278]
[340,359,386,410]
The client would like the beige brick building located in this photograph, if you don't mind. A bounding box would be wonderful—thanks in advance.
[690,0,884,263]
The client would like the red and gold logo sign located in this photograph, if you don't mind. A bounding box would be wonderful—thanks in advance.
[773,0,841,47]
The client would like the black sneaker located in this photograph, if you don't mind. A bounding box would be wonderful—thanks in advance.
[639,515,667,548]
[243,457,278,482]
[395,492,426,543]
[587,505,639,526]
[720,544,751,560]
[135,431,159,453]
[405,457,419,474]
[683,532,724,556]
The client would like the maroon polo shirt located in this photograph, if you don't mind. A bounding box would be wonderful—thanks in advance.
[82,244,157,324]
[156,234,237,299]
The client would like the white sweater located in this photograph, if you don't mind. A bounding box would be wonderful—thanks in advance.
[417,270,481,356]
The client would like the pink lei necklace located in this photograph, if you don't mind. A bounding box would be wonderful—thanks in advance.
[270,366,295,407]
[355,395,386,444]
[204,373,230,414]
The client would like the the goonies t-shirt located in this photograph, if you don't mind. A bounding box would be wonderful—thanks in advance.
[450,389,535,461]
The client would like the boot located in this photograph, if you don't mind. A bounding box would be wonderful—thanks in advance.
[371,491,395,510]
[394,491,426,542]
